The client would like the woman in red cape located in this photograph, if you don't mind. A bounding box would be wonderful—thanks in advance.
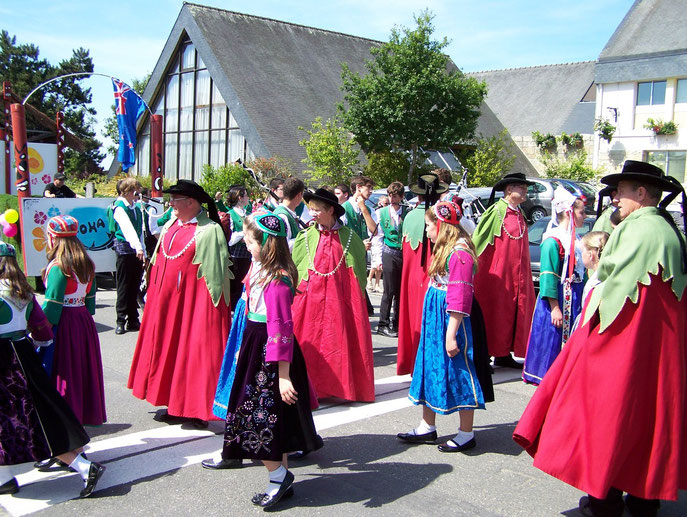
[128,181,232,423]
[292,188,374,402]
[514,162,687,513]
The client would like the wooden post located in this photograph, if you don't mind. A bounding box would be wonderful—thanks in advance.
[10,103,30,201]
[3,82,12,194]
[150,114,163,196]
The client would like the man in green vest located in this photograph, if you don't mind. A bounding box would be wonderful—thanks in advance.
[109,177,145,335]
[342,175,377,316]
[376,181,408,337]
[273,177,305,250]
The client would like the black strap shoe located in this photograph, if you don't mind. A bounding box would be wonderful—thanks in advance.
[201,458,244,470]
[255,470,295,508]
[437,438,476,453]
[80,462,106,498]
[0,478,18,495]
[396,430,437,444]
[251,486,294,505]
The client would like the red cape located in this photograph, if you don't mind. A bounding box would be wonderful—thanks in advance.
[396,239,432,375]
[292,231,375,402]
[473,210,535,357]
[514,275,687,500]
[128,224,230,421]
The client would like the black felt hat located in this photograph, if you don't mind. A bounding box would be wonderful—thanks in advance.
[601,160,681,193]
[488,173,534,206]
[409,173,449,196]
[164,180,220,223]
[595,185,617,218]
[303,187,345,218]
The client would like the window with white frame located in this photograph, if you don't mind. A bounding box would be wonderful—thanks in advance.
[645,150,686,183]
[636,81,666,106]
[676,79,687,104]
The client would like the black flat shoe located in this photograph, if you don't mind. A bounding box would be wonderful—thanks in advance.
[0,477,18,495]
[79,462,106,498]
[251,486,294,505]
[493,355,522,369]
[254,470,295,508]
[34,457,69,471]
[126,321,140,331]
[396,430,437,444]
[201,458,243,470]
[115,324,126,335]
[377,326,398,337]
[437,438,476,453]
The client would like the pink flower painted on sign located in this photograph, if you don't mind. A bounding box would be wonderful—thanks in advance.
[34,211,47,225]
[42,174,52,184]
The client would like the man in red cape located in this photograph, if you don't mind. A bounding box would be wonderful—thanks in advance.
[128,180,232,427]
[292,188,374,402]
[471,173,535,367]
[514,160,687,517]
[396,173,446,375]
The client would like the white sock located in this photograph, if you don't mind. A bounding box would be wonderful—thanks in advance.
[266,465,287,497]
[412,419,436,435]
[69,454,92,482]
[452,430,474,446]
[0,465,17,485]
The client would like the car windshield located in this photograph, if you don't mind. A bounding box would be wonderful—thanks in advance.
[529,217,596,245]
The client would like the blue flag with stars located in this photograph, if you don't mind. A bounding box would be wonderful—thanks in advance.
[112,78,146,171]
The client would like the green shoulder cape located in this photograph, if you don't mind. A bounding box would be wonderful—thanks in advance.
[472,198,516,256]
[292,225,367,291]
[583,206,687,331]
[402,207,426,251]
[152,209,233,307]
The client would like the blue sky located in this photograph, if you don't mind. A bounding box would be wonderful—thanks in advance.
[4,0,634,167]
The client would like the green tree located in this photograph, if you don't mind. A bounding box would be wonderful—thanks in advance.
[200,163,261,200]
[249,156,294,180]
[465,130,516,187]
[339,10,486,184]
[298,116,360,186]
[0,31,104,176]
[102,74,150,156]
[540,149,602,182]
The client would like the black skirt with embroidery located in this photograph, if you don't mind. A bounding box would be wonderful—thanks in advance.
[222,320,319,461]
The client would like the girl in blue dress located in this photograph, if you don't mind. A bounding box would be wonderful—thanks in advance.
[398,201,485,453]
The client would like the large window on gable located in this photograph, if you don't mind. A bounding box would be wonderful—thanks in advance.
[645,150,686,183]
[636,81,666,106]
[134,38,253,181]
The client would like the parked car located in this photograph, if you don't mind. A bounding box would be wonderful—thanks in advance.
[529,216,596,291]
[526,178,598,223]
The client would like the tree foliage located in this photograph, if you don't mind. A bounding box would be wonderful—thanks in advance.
[200,163,262,200]
[0,30,104,176]
[249,156,294,181]
[540,149,602,182]
[465,130,516,187]
[363,149,434,188]
[339,10,486,184]
[103,74,150,156]
[299,116,360,186]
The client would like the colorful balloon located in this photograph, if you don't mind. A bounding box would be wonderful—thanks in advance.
[3,222,17,238]
[4,209,18,224]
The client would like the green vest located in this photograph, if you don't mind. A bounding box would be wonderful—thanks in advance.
[379,205,407,249]
[342,200,367,239]
[272,205,300,238]
[112,199,142,242]
[228,208,244,232]
[158,207,173,227]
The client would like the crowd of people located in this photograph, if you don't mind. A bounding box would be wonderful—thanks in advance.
[1,159,686,516]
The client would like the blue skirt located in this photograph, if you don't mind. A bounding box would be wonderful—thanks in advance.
[408,285,485,414]
[212,296,247,419]
[523,281,584,385]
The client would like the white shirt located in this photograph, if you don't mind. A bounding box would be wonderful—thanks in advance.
[113,197,144,254]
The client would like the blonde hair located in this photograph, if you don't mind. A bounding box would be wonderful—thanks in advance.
[0,255,34,302]
[243,216,298,289]
[580,231,609,259]
[43,236,95,284]
[119,177,141,194]
[426,209,478,278]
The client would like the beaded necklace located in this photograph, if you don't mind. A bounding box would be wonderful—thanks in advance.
[160,224,206,260]
[501,205,526,240]
[304,226,354,277]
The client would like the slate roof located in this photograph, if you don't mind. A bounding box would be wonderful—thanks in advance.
[599,0,687,61]
[468,62,596,137]
[126,2,535,177]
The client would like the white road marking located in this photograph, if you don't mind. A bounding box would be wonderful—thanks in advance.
[0,375,413,517]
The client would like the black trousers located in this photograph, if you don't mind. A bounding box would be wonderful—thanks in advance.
[379,247,403,329]
[229,257,252,311]
[115,253,143,326]
[588,487,660,517]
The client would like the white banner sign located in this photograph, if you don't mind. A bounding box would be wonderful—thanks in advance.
[0,141,58,195]
[21,197,117,276]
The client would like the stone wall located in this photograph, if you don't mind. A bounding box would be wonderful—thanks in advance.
[510,134,596,176]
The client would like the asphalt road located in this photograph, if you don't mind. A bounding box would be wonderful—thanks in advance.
[2,288,685,516]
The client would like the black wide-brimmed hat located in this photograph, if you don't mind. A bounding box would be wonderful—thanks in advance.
[595,185,617,218]
[409,173,449,196]
[601,160,682,193]
[304,187,345,218]
[164,179,220,223]
[488,173,534,206]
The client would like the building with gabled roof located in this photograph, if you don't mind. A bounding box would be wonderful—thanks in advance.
[118,2,536,183]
